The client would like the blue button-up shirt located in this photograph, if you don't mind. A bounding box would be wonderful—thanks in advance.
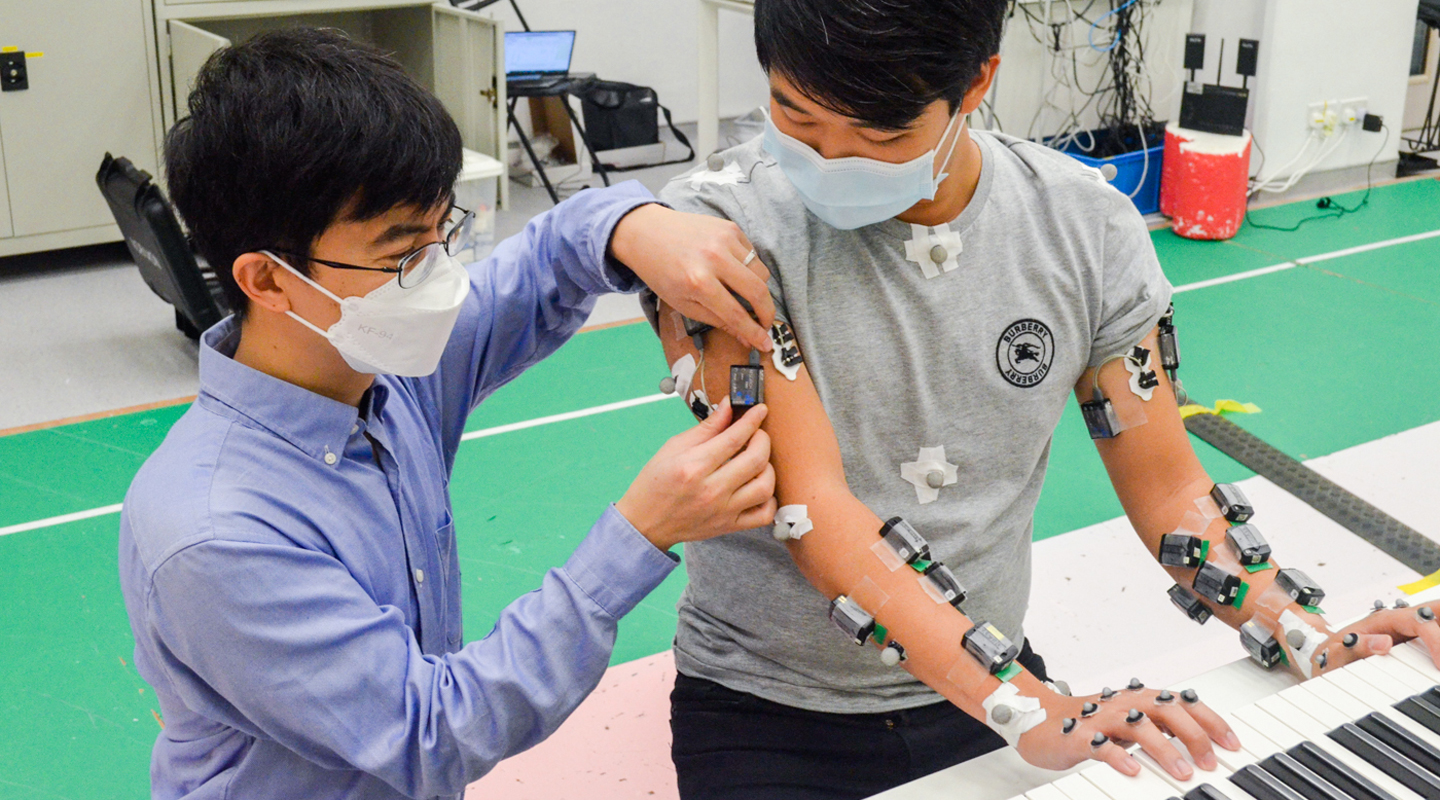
[118,182,678,800]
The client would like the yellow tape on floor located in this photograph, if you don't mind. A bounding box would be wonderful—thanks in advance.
[1179,399,1262,419]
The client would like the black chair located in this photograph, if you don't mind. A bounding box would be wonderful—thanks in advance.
[95,153,230,340]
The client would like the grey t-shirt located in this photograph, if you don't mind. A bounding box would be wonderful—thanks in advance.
[655,130,1172,713]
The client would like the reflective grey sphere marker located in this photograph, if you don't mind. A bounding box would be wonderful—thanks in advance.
[772,523,791,541]
[707,154,725,172]
[1156,690,1174,704]
[880,645,902,667]
[1051,680,1072,697]
[1343,632,1359,648]
[1287,629,1307,649]
[930,245,948,264]
[991,705,1015,725]
[926,470,945,489]
[1081,702,1099,717]
[1100,163,1119,181]
[659,376,677,394]
[1396,598,1411,608]
[1062,718,1077,734]
[1128,678,1144,691]
[1181,689,1199,704]
[1126,709,1145,724]
[1099,687,1116,701]
[1420,606,1436,621]
[1091,732,1109,749]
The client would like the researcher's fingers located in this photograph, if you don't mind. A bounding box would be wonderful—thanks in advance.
[1151,702,1219,771]
[1089,734,1141,776]
[728,462,776,513]
[701,281,772,352]
[733,495,779,531]
[719,258,776,330]
[694,404,768,468]
[673,397,733,448]
[711,427,772,491]
[1118,711,1193,780]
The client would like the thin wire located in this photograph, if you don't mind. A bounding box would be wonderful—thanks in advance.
[1246,123,1390,233]
[1088,0,1142,52]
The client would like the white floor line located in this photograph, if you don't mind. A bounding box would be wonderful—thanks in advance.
[4,228,1437,539]
[0,503,125,538]
[459,393,676,441]
[1172,227,1440,294]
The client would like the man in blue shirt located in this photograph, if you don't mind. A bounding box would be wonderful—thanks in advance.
[118,28,778,799]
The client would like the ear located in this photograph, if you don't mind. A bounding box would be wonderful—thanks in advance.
[960,55,1002,116]
[232,252,294,315]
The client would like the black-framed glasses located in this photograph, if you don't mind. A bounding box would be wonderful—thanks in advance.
[272,206,476,289]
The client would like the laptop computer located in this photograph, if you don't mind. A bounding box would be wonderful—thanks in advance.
[505,30,576,91]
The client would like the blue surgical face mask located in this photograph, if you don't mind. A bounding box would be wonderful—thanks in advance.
[762,109,966,230]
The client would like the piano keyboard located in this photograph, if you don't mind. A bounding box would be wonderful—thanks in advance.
[1009,640,1440,800]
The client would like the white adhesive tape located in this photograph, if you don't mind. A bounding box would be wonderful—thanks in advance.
[982,682,1047,748]
[1124,353,1156,401]
[670,354,697,400]
[870,538,906,571]
[1279,609,1329,679]
[770,322,802,382]
[688,161,745,190]
[772,504,813,541]
[899,445,959,505]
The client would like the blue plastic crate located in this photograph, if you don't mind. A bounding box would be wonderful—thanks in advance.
[1052,128,1165,216]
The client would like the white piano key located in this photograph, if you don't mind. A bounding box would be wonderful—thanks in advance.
[1170,723,1260,775]
[1220,712,1286,760]
[1392,642,1440,685]
[1055,773,1122,800]
[1367,656,1436,695]
[1314,672,1440,759]
[1278,685,1354,728]
[1134,750,1206,794]
[1027,783,1075,800]
[1307,677,1379,720]
[1234,705,1309,749]
[1325,668,1406,708]
[1343,660,1417,702]
[1244,692,1432,800]
[1081,759,1183,800]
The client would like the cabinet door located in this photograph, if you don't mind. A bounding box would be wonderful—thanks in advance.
[432,6,505,168]
[168,20,231,119]
[0,0,158,238]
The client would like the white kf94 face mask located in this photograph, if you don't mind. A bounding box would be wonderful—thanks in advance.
[762,108,967,230]
[263,250,471,377]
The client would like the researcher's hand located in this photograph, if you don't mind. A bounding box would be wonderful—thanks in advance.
[616,399,777,552]
[1016,683,1241,779]
[609,204,776,353]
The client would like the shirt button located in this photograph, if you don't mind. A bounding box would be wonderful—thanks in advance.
[415,569,425,584]
[323,452,338,465]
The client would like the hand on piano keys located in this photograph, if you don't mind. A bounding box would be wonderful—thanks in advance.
[1314,603,1440,679]
[1013,640,1440,800]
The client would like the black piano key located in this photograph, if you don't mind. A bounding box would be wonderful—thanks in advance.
[1288,741,1401,800]
[1188,784,1241,800]
[1261,752,1356,800]
[1329,723,1440,800]
[1425,688,1440,707]
[1399,696,1440,737]
[1234,764,1313,800]
[1357,714,1440,778]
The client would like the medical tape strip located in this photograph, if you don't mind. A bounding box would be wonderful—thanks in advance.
[981,682,1047,748]
[688,161,746,190]
[1278,609,1329,679]
[847,576,891,619]
[1113,400,1148,433]
[1174,509,1211,539]
[669,312,688,341]
[1193,494,1222,522]
[670,354,698,400]
[870,538,908,572]
[772,504,813,540]
[1124,348,1159,402]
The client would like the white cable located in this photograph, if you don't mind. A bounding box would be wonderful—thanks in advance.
[1248,131,1320,196]
[1128,120,1151,199]
[1260,127,1349,195]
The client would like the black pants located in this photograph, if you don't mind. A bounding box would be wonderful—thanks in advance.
[670,640,1048,800]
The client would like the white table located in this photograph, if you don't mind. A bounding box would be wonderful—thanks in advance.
[696,0,756,158]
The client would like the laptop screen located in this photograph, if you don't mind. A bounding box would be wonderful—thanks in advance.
[505,31,576,76]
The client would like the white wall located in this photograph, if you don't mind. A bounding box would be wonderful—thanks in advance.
[1195,0,1418,176]
[476,0,770,123]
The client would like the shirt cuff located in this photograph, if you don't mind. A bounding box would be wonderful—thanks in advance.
[592,182,671,295]
[561,503,679,621]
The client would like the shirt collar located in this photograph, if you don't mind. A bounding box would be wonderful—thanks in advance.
[198,317,365,465]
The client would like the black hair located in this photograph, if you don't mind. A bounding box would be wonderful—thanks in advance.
[754,0,1010,131]
[165,26,463,319]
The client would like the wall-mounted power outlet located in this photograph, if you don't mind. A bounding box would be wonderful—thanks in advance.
[1307,97,1369,134]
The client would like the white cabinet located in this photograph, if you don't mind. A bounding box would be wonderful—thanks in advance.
[0,0,160,256]
[0,0,507,258]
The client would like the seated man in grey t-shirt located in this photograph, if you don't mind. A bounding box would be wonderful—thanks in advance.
[645,1,1437,798]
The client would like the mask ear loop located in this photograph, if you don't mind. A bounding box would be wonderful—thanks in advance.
[261,250,344,338]
[931,111,967,189]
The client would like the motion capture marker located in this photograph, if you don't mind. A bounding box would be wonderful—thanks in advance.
[1081,702,1099,718]
[1287,629,1307,650]
[1396,598,1411,608]
[1050,680,1072,697]
[1181,689,1199,704]
[1156,690,1174,704]
[900,445,959,504]
[880,642,905,667]
[1100,163,1119,181]
[1374,600,1387,612]
[1091,732,1110,749]
[925,470,945,489]
[992,705,1015,725]
[1126,709,1145,725]
[1127,678,1144,691]
[1317,651,1329,670]
[1184,413,1440,574]
[1062,718,1078,735]
[1099,687,1116,701]
[659,376,677,394]
[706,153,725,172]
[1420,606,1436,622]
[930,244,948,265]
[903,222,962,279]
[1343,632,1359,648]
